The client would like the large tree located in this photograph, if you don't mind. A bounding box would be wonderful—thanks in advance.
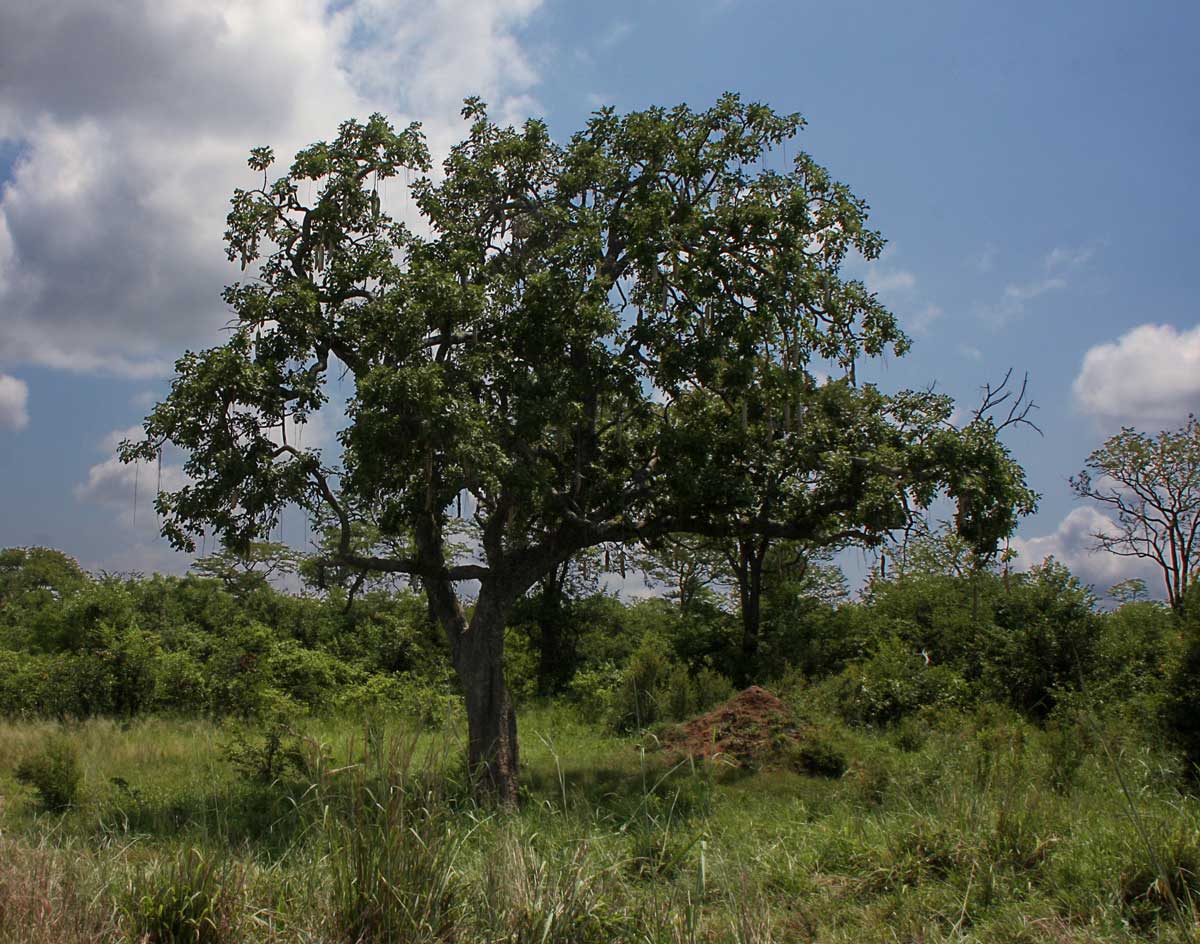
[1071,416,1200,611]
[124,96,1033,804]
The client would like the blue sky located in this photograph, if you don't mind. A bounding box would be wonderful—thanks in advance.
[0,0,1197,596]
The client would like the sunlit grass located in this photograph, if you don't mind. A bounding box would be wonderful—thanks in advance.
[1,706,1198,942]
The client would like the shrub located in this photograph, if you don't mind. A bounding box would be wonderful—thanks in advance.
[1165,628,1200,777]
[14,736,82,812]
[830,636,971,727]
[269,640,358,709]
[153,650,209,714]
[788,727,848,778]
[610,638,674,731]
[693,667,734,713]
[221,692,306,783]
[335,672,463,727]
[662,662,696,723]
[567,661,621,722]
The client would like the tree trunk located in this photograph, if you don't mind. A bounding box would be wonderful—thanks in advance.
[535,563,568,695]
[735,538,766,687]
[453,592,520,808]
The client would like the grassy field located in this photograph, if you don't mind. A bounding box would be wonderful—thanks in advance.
[1,703,1198,943]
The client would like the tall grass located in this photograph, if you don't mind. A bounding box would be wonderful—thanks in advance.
[316,727,463,943]
[1,708,1198,942]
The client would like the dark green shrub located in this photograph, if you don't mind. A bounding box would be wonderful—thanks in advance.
[566,661,621,722]
[221,693,305,783]
[611,638,673,731]
[335,672,463,727]
[662,662,696,722]
[788,727,848,778]
[269,639,358,709]
[153,651,209,714]
[1165,623,1200,777]
[693,667,734,713]
[15,736,82,812]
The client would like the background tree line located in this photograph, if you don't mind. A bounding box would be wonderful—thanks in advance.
[3,537,1198,774]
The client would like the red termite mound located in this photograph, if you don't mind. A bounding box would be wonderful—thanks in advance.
[663,685,802,766]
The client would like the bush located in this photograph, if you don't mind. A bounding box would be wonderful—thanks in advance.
[567,662,621,722]
[1165,622,1200,776]
[610,638,674,731]
[788,726,848,778]
[830,636,971,727]
[15,736,82,812]
[221,692,306,783]
[605,638,735,732]
[662,662,696,722]
[693,667,734,713]
[335,672,463,727]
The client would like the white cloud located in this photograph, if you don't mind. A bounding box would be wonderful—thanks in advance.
[981,242,1095,326]
[0,373,29,430]
[1010,506,1159,595]
[75,426,189,513]
[867,268,917,295]
[0,0,543,379]
[1072,323,1200,425]
[1004,276,1066,301]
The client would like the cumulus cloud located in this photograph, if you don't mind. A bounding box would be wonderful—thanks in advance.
[1072,322,1200,425]
[0,0,543,378]
[0,372,29,429]
[1010,506,1159,595]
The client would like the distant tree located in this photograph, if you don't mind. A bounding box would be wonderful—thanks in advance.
[634,535,728,614]
[1071,417,1200,611]
[193,540,301,596]
[0,546,88,609]
[124,96,1033,804]
[1108,577,1148,606]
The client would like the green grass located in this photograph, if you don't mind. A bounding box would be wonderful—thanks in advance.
[1,705,1198,942]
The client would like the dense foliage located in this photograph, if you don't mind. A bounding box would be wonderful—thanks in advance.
[1,544,1192,773]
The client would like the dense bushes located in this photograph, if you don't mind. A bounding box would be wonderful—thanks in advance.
[3,544,1200,774]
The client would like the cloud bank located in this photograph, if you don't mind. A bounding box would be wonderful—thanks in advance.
[1011,506,1159,596]
[0,0,543,379]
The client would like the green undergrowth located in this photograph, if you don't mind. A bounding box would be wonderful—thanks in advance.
[0,705,1198,943]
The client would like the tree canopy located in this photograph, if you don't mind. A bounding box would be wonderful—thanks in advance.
[124,94,1034,802]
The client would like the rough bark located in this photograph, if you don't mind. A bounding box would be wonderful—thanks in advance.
[452,589,520,808]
